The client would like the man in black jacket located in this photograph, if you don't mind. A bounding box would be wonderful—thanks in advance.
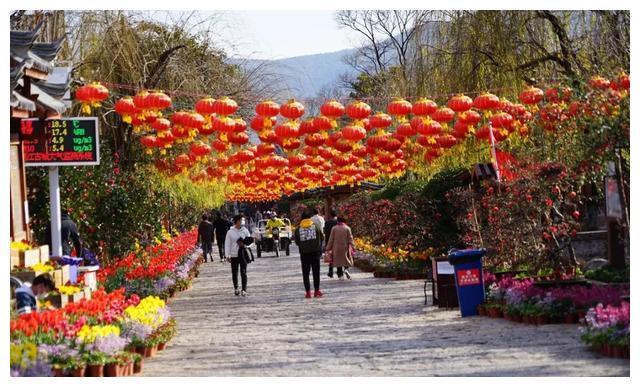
[197,214,214,262]
[294,211,325,298]
[212,211,232,262]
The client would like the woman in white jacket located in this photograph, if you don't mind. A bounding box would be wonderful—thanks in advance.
[225,214,252,296]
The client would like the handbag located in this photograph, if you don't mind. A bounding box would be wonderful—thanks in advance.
[323,250,333,264]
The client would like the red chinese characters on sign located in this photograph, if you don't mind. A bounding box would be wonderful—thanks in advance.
[457,268,481,286]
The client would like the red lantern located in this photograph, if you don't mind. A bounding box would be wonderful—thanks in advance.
[320,100,345,118]
[616,72,630,90]
[114,97,137,124]
[250,115,276,131]
[369,113,393,129]
[304,133,325,147]
[228,131,249,145]
[175,153,192,168]
[417,119,442,136]
[383,138,402,152]
[341,125,367,142]
[346,101,372,119]
[234,118,247,132]
[275,121,300,139]
[412,98,438,116]
[146,91,172,111]
[195,97,217,116]
[313,116,333,131]
[212,116,237,133]
[212,139,230,152]
[431,107,455,123]
[457,110,481,125]
[140,135,157,149]
[255,100,280,116]
[280,99,305,120]
[437,134,458,149]
[396,122,417,137]
[256,143,276,156]
[151,118,171,132]
[387,98,412,117]
[447,94,473,112]
[473,93,500,110]
[75,82,109,114]
[589,75,611,90]
[213,96,238,115]
[452,121,472,139]
[489,112,514,129]
[299,119,317,135]
[518,86,544,105]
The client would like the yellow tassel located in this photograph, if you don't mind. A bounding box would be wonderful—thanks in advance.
[82,104,91,114]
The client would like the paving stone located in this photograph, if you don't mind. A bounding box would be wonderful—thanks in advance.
[142,244,630,376]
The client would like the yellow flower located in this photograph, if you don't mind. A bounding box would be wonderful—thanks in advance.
[77,324,121,343]
[10,241,32,252]
[31,262,55,273]
[58,285,82,295]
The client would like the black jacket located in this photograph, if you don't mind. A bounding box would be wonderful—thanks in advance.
[197,220,214,243]
[324,219,338,243]
[211,218,232,243]
[45,213,82,256]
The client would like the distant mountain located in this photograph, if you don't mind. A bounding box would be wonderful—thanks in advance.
[231,48,358,99]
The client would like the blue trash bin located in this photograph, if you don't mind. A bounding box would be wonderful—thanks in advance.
[447,248,486,317]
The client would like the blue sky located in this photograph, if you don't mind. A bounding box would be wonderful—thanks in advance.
[212,10,362,60]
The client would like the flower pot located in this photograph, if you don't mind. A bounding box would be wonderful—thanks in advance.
[477,305,485,316]
[488,307,502,318]
[563,313,578,324]
[135,346,146,356]
[134,361,143,374]
[104,363,118,377]
[144,345,158,358]
[577,310,586,321]
[621,345,630,359]
[612,345,623,358]
[69,366,86,377]
[158,342,166,351]
[86,364,104,377]
[52,367,65,377]
[603,343,613,357]
[535,315,548,325]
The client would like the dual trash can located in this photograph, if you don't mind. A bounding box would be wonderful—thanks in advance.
[447,248,486,317]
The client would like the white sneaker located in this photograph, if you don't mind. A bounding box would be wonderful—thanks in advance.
[241,290,247,297]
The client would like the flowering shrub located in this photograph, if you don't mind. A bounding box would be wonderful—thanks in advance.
[485,276,629,321]
[10,342,52,377]
[450,160,585,272]
[581,302,630,351]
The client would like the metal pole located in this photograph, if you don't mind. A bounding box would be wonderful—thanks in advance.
[488,122,501,182]
[49,166,62,256]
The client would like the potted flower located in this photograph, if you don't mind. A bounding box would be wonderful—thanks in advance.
[82,351,107,377]
[132,353,143,374]
[39,343,84,377]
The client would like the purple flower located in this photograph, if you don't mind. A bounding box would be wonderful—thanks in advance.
[154,276,176,293]
[89,334,129,356]
[121,321,153,342]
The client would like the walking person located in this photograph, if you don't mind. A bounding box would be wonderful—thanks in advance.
[197,214,214,262]
[311,207,325,230]
[325,215,355,280]
[225,214,252,296]
[212,211,232,262]
[323,209,339,278]
[294,211,324,298]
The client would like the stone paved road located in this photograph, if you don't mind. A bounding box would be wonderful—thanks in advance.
[143,244,630,377]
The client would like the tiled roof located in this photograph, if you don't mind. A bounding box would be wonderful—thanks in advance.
[10,20,71,115]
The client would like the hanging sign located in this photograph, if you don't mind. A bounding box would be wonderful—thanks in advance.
[21,117,100,166]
